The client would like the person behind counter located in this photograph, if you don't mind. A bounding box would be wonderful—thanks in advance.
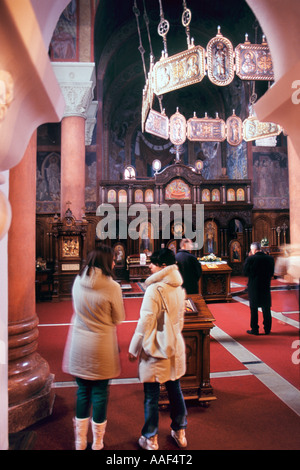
[175,238,202,295]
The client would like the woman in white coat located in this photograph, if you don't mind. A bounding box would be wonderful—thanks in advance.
[128,248,187,450]
[63,245,125,450]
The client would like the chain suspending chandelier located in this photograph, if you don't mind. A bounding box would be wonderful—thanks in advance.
[133,0,282,147]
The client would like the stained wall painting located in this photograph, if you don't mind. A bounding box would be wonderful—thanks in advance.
[108,117,127,180]
[36,150,97,213]
[145,189,154,203]
[226,141,248,179]
[109,150,125,180]
[211,189,220,201]
[165,179,191,200]
[37,121,97,214]
[36,152,61,213]
[134,189,143,203]
[236,188,245,201]
[204,220,218,254]
[113,243,126,267]
[202,189,210,202]
[118,190,127,203]
[107,189,117,203]
[85,151,97,212]
[227,188,236,201]
[49,0,78,61]
[139,221,154,255]
[229,240,242,263]
[193,141,221,179]
[252,149,289,209]
[172,222,185,238]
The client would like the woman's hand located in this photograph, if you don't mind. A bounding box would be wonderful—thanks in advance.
[128,352,137,362]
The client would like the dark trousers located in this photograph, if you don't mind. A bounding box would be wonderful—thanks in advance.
[142,380,187,438]
[75,377,109,423]
[250,306,272,333]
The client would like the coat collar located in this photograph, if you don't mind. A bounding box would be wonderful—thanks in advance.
[145,264,183,288]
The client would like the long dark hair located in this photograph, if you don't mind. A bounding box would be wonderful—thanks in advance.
[81,245,114,277]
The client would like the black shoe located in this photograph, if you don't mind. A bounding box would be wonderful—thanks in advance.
[264,330,271,335]
[247,330,259,336]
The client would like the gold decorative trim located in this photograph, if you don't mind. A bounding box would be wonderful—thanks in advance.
[141,28,275,129]
[235,37,274,81]
[226,111,243,146]
[187,112,226,142]
[169,109,186,145]
[145,109,169,140]
[141,71,154,132]
[243,116,282,142]
[153,45,205,96]
[61,236,80,259]
[206,27,234,86]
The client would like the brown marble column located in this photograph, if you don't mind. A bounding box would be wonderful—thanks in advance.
[52,62,96,221]
[8,132,54,433]
[60,115,86,220]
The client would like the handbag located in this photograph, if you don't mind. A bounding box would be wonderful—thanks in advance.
[142,286,177,359]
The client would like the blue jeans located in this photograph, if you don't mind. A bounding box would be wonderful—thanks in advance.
[142,380,187,438]
[75,377,109,423]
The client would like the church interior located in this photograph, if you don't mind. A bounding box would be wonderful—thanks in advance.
[0,0,299,451]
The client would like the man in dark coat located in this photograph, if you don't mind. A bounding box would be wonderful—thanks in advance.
[175,239,202,295]
[243,242,275,335]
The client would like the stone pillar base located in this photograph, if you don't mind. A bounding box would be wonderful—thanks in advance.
[8,374,55,433]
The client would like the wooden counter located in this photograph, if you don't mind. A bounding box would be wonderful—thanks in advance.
[159,294,216,406]
[199,263,232,302]
[128,263,151,281]
[127,255,151,281]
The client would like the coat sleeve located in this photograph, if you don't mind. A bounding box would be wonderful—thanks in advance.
[194,256,202,279]
[179,288,186,331]
[243,256,252,277]
[110,282,125,325]
[269,256,275,277]
[128,285,159,357]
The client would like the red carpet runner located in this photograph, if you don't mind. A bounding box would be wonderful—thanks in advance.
[30,278,300,450]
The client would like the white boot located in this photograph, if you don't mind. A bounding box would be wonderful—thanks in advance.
[73,417,90,450]
[91,419,107,450]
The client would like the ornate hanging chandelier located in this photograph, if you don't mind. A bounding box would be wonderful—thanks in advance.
[134,0,281,146]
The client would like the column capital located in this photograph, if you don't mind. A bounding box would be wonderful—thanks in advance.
[52,62,96,119]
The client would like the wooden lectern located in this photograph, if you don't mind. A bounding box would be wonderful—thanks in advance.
[159,294,216,406]
[199,264,232,302]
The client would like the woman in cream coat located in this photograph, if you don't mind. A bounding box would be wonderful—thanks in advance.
[63,246,125,450]
[129,248,187,450]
